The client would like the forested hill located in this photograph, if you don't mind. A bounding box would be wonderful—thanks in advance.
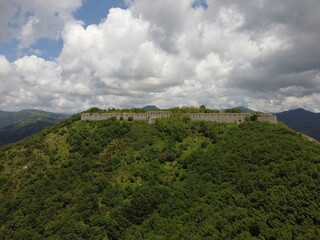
[0,109,67,128]
[0,109,68,146]
[0,111,319,239]
[276,108,320,141]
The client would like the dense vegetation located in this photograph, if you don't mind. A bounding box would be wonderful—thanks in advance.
[0,118,63,146]
[0,109,68,146]
[0,111,319,239]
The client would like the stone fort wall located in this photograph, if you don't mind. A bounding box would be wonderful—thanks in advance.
[81,111,277,124]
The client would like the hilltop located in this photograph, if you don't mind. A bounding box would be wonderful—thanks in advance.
[233,106,256,113]
[142,105,160,110]
[0,108,319,239]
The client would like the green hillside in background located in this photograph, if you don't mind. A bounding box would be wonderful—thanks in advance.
[0,119,56,146]
[142,105,160,110]
[234,106,257,113]
[0,109,319,239]
[0,109,68,146]
[0,109,66,128]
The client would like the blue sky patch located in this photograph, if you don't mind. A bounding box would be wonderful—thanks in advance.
[28,38,64,61]
[0,0,126,62]
[0,40,20,62]
[192,0,208,9]
[75,0,126,27]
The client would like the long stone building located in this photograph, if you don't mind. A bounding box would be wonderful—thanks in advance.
[81,111,277,124]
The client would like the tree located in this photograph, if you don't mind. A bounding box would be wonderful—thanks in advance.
[200,105,206,110]
[225,108,242,113]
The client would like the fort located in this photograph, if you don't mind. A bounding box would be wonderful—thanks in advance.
[81,111,277,124]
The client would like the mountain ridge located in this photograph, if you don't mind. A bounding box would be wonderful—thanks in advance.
[234,106,257,113]
[141,105,160,110]
[0,109,69,146]
[276,108,320,141]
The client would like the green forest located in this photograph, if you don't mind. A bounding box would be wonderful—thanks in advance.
[0,109,319,239]
[0,109,68,146]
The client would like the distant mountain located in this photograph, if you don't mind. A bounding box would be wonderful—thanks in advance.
[142,105,160,110]
[276,108,320,141]
[0,119,54,146]
[0,109,69,146]
[234,106,257,113]
[0,109,67,128]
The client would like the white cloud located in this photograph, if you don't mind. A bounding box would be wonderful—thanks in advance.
[0,55,13,76]
[0,55,16,96]
[1,0,320,113]
[0,0,82,48]
[0,0,16,41]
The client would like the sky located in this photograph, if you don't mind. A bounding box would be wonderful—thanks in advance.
[0,0,320,113]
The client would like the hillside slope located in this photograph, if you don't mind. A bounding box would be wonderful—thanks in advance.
[0,119,56,146]
[0,112,319,239]
[276,108,320,141]
[0,109,66,128]
[0,109,68,146]
[234,106,256,113]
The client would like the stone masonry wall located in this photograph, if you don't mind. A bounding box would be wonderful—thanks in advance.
[257,114,278,124]
[186,113,250,124]
[81,111,172,121]
[81,111,277,124]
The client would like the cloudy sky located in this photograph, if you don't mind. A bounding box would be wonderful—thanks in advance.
[0,0,319,113]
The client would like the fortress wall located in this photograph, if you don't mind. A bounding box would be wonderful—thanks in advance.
[257,114,277,123]
[81,112,277,124]
[81,112,172,121]
[81,113,122,120]
[187,113,251,124]
[132,114,148,120]
[122,113,132,120]
[147,111,172,118]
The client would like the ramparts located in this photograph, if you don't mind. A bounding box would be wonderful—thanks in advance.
[81,111,277,124]
[186,113,277,124]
